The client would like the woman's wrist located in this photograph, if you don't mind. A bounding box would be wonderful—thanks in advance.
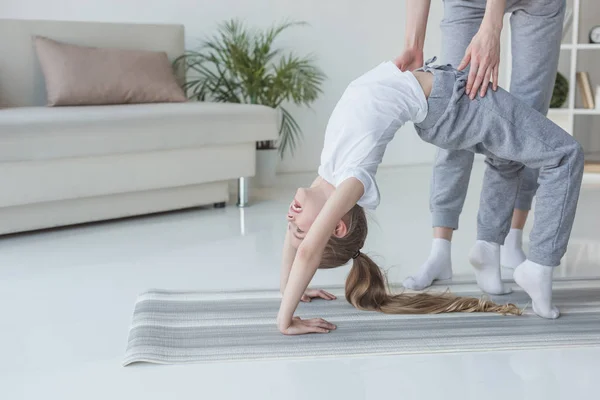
[481,0,505,32]
[481,17,503,34]
[403,0,430,54]
[404,39,424,53]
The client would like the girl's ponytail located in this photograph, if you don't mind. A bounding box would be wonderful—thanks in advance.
[321,205,521,316]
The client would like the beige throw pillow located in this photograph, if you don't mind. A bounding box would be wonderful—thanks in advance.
[34,36,186,106]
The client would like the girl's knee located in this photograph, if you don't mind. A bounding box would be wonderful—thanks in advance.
[567,141,585,172]
[571,141,584,161]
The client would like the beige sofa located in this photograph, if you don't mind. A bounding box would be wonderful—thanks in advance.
[0,19,278,235]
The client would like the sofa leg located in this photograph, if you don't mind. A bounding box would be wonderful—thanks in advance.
[237,177,249,208]
[214,202,226,209]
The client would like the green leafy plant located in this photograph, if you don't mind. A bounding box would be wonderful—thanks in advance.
[174,19,326,157]
[550,71,569,108]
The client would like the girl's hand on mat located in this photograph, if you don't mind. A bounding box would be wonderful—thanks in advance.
[394,48,424,72]
[458,25,501,99]
[301,289,337,302]
[280,316,337,335]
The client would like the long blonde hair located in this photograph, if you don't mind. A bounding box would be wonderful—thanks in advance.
[320,205,521,315]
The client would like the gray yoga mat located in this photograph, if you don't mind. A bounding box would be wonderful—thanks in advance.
[123,280,600,365]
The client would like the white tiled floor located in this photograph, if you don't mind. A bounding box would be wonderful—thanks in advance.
[1,163,599,400]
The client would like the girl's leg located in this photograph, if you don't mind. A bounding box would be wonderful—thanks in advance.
[404,0,484,291]
[417,62,583,318]
[461,87,583,318]
[501,0,566,267]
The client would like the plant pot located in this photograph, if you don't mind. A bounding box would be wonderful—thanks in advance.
[255,149,279,187]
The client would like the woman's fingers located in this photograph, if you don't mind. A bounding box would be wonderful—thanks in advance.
[466,60,479,96]
[457,49,471,71]
[394,54,410,71]
[479,66,493,97]
[469,61,488,99]
[492,65,499,91]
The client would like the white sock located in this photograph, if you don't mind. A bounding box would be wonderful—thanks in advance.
[403,238,452,290]
[468,240,512,295]
[501,229,527,269]
[514,260,559,319]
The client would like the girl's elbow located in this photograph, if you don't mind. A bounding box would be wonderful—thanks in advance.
[295,244,317,264]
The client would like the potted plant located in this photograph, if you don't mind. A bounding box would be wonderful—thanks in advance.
[174,19,326,186]
[550,71,569,108]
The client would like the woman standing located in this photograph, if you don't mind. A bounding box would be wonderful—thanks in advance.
[397,0,566,293]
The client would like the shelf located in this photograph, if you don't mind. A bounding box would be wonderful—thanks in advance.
[549,109,600,115]
[574,109,600,115]
[560,43,600,50]
[584,163,600,174]
[548,109,571,116]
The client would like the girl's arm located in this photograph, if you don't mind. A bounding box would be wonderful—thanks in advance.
[277,178,364,335]
[280,175,321,295]
[280,228,297,295]
[280,228,337,302]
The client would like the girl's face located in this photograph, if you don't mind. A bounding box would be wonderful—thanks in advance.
[286,187,327,248]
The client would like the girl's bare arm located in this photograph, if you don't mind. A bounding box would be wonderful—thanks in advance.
[280,228,297,295]
[277,178,364,334]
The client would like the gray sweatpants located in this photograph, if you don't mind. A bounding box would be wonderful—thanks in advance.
[415,65,584,267]
[430,0,566,229]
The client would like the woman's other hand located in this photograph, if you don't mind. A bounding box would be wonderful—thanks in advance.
[458,0,505,99]
[458,26,501,99]
[394,48,424,72]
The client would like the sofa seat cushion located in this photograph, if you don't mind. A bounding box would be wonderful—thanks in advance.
[0,102,278,162]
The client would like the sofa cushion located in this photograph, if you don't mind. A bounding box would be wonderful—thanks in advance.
[34,36,186,106]
[0,102,278,162]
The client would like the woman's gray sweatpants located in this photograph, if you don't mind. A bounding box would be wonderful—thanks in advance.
[415,66,584,267]
[430,0,566,229]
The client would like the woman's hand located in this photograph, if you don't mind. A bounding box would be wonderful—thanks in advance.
[279,316,337,335]
[458,25,501,99]
[394,48,424,72]
[301,289,337,302]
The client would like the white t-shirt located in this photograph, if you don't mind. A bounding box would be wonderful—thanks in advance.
[318,61,428,209]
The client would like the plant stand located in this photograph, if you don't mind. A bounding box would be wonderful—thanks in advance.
[237,177,249,208]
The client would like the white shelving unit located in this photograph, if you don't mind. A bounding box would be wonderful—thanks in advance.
[560,43,600,50]
[547,0,600,175]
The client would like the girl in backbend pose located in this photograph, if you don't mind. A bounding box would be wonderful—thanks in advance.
[277,57,583,335]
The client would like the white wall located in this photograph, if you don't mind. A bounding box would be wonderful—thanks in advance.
[0,0,448,173]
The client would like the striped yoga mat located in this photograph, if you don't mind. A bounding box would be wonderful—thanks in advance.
[123,280,600,365]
